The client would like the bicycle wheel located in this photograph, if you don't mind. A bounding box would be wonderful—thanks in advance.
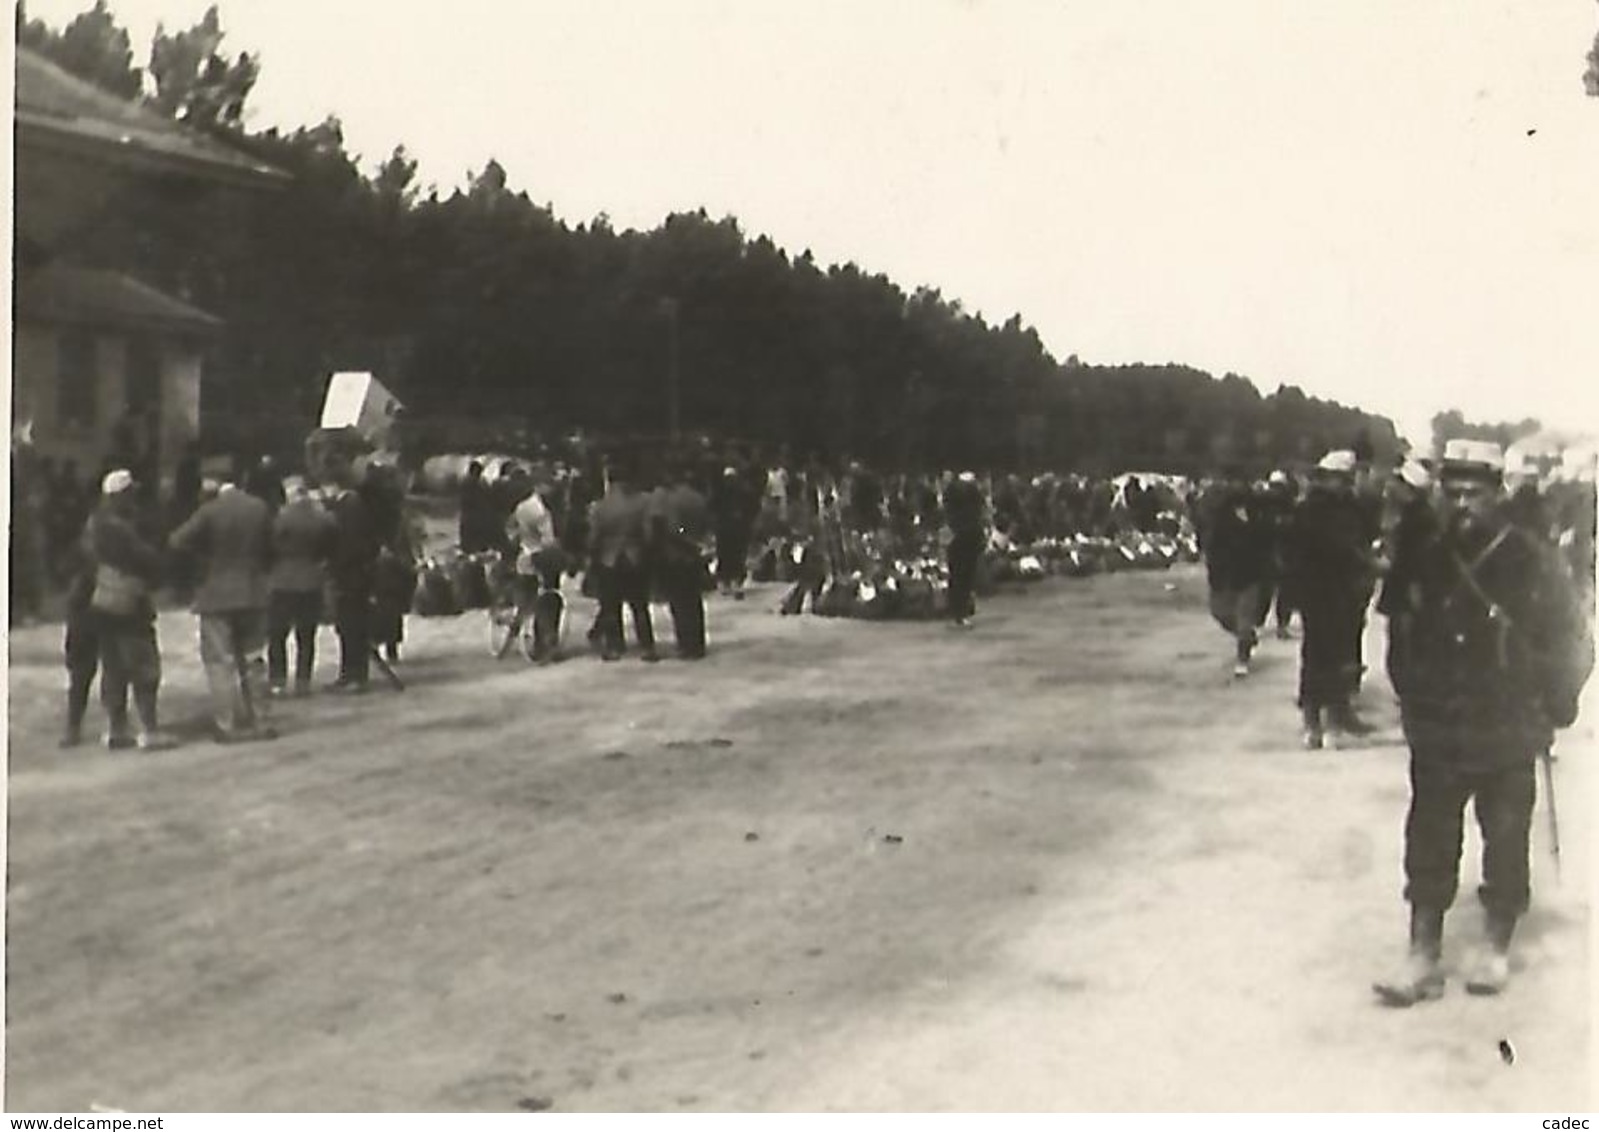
[488,600,523,659]
[518,607,540,662]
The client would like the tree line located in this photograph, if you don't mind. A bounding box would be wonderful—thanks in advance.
[23,2,1412,474]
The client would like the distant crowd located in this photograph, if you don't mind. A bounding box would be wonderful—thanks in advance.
[11,421,1594,767]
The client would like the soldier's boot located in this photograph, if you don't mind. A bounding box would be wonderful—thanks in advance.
[1465,913,1516,996]
[132,685,178,752]
[1233,635,1253,679]
[1326,701,1375,748]
[1300,705,1325,750]
[1373,905,1447,1007]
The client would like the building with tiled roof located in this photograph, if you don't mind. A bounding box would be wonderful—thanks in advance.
[12,45,287,502]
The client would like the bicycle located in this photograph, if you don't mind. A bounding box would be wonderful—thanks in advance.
[486,551,569,663]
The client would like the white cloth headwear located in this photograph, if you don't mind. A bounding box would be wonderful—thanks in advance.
[1441,438,1505,473]
[101,468,134,495]
[1397,459,1432,490]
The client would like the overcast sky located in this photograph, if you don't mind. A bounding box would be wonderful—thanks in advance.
[23,0,1599,444]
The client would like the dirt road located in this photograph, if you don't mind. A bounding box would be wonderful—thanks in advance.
[4,566,1591,1111]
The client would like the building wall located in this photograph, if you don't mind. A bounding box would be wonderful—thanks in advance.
[12,317,203,495]
[161,350,204,495]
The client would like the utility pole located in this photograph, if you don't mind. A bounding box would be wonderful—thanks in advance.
[660,297,681,444]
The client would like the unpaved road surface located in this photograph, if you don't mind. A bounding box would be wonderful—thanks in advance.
[5,566,1592,1111]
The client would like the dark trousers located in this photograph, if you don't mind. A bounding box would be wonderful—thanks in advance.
[596,560,655,655]
[1297,591,1365,708]
[781,573,826,615]
[1402,755,1536,918]
[946,530,982,619]
[715,529,749,585]
[1252,575,1292,629]
[516,559,566,659]
[660,558,708,656]
[1272,578,1296,628]
[333,584,372,684]
[65,611,101,732]
[96,613,162,735]
[268,590,321,687]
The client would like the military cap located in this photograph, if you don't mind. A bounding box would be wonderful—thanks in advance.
[1316,449,1358,474]
[1440,438,1505,483]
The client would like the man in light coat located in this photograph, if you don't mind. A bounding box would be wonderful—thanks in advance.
[170,480,277,742]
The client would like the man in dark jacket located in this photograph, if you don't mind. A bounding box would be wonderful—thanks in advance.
[1202,477,1275,677]
[82,469,177,750]
[589,466,658,662]
[1287,450,1380,748]
[245,456,288,513]
[1257,470,1301,638]
[711,465,757,599]
[325,476,383,691]
[1372,440,1591,1005]
[459,461,489,553]
[170,479,277,742]
[943,471,987,628]
[653,462,712,658]
[268,480,335,695]
[1376,459,1439,699]
[59,539,102,748]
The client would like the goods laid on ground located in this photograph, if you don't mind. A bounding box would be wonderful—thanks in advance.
[409,524,1198,622]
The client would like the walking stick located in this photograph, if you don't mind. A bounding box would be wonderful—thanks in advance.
[1541,747,1561,882]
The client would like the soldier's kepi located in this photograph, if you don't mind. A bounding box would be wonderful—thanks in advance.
[1372,439,1593,1007]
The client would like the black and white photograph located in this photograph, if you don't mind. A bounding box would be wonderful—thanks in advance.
[5,0,1598,1114]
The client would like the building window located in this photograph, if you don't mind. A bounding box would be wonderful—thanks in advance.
[57,331,97,429]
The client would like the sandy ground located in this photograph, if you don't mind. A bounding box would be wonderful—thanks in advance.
[3,565,1593,1112]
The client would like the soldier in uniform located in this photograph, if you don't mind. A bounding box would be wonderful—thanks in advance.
[1286,450,1380,748]
[1257,470,1300,639]
[942,470,987,628]
[1373,439,1590,1004]
[1375,459,1438,700]
[1201,473,1275,677]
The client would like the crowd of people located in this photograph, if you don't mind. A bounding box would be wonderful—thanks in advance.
[1191,440,1595,1004]
[14,417,1599,1009]
[442,452,1198,638]
[52,437,418,750]
[32,433,1216,753]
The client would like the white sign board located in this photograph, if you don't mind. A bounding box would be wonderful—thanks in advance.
[320,372,403,442]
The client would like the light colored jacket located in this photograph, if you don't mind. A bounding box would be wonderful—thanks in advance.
[170,485,273,614]
[511,491,558,573]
